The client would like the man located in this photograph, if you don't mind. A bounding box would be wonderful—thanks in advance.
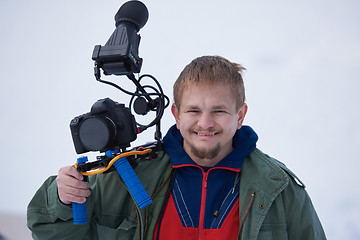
[27,56,326,239]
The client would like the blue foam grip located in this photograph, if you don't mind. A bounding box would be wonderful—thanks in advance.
[113,157,152,209]
[72,201,88,225]
[72,156,88,225]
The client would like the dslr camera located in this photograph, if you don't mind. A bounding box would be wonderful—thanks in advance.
[70,98,137,154]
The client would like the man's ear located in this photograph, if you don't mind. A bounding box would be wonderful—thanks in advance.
[171,103,180,129]
[237,103,248,129]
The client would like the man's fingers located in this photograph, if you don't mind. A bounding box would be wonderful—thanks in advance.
[59,166,84,181]
[56,166,90,204]
[59,190,89,204]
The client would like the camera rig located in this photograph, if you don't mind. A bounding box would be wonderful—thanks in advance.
[68,1,169,224]
[70,0,169,155]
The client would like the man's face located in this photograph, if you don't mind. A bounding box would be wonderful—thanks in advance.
[171,82,247,167]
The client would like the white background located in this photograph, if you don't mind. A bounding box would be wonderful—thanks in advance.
[1,0,359,239]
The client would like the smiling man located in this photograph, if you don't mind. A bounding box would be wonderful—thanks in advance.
[156,56,326,239]
[171,78,247,167]
[27,56,326,240]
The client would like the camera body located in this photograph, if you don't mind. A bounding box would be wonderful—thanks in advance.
[70,98,137,154]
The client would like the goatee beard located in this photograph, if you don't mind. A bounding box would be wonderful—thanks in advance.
[189,143,221,160]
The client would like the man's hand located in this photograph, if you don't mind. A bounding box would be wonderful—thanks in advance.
[56,166,91,205]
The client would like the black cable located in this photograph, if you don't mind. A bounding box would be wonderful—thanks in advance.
[97,73,169,136]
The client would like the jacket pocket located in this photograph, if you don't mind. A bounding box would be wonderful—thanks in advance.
[258,223,288,240]
[96,218,137,239]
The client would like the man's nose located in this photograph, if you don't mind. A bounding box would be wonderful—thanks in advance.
[197,112,215,129]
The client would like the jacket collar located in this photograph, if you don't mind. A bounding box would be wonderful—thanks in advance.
[163,124,258,169]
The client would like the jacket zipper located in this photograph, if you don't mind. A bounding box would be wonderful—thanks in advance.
[146,166,173,237]
[172,165,240,240]
[199,170,209,240]
[135,205,141,240]
[118,177,143,240]
[238,192,255,235]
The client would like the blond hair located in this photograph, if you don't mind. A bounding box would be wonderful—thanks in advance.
[173,56,246,110]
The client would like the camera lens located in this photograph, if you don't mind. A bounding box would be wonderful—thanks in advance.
[78,116,115,151]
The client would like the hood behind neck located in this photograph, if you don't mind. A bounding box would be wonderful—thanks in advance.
[163,125,258,169]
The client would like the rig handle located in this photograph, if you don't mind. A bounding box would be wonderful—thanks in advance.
[72,156,88,225]
[113,157,152,208]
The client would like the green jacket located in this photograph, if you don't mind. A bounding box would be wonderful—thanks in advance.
[27,149,326,239]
